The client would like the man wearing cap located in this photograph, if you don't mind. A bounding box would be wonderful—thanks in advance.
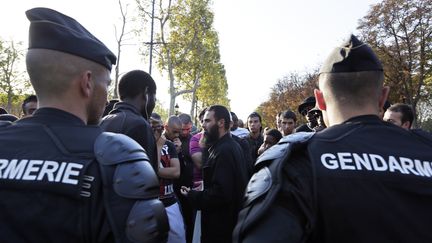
[0,8,168,243]
[233,35,432,242]
[295,96,316,132]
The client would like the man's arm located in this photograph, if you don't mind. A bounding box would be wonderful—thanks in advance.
[187,148,236,210]
[157,141,180,179]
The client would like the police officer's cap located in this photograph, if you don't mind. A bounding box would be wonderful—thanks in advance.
[319,34,383,74]
[26,7,117,71]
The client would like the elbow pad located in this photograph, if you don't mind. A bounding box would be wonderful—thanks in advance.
[95,132,169,243]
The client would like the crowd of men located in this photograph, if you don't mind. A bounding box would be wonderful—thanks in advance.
[0,6,431,243]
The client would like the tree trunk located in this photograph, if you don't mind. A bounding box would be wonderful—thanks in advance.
[190,90,197,118]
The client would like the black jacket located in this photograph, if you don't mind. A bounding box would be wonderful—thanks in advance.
[100,102,158,171]
[235,115,432,243]
[188,133,249,243]
[0,108,112,243]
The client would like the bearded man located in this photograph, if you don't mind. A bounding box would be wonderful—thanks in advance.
[180,105,248,243]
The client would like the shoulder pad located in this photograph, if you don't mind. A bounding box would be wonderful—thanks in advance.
[244,167,272,206]
[114,161,159,199]
[256,132,314,167]
[94,132,149,165]
[279,131,315,144]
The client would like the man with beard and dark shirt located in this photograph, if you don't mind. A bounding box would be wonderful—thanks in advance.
[234,35,432,243]
[100,70,158,172]
[181,105,248,243]
[0,8,168,243]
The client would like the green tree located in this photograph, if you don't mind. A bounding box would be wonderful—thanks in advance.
[358,0,432,127]
[136,0,229,116]
[168,0,229,117]
[257,70,318,128]
[153,99,169,122]
[0,38,29,112]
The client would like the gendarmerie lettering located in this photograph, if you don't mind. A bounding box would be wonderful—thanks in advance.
[321,152,432,177]
[0,159,83,185]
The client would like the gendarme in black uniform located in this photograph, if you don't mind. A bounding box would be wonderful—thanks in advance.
[235,117,432,243]
[0,108,169,242]
[0,109,109,242]
[234,35,432,243]
[0,8,168,243]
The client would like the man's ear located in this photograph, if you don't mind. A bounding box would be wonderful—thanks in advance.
[314,89,326,111]
[401,121,411,130]
[378,86,390,111]
[218,119,225,128]
[80,71,92,98]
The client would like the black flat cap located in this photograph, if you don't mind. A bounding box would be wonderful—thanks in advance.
[26,7,117,71]
[298,96,316,115]
[319,34,382,74]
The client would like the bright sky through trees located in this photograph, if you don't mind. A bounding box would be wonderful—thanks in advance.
[0,0,380,120]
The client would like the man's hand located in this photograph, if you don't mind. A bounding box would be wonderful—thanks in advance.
[180,186,190,196]
[173,137,182,153]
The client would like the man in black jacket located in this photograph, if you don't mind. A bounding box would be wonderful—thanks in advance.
[234,35,432,243]
[100,70,158,171]
[181,105,249,243]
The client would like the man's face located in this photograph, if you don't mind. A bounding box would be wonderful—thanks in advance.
[262,134,278,151]
[146,92,156,118]
[248,116,261,133]
[139,92,156,120]
[87,69,111,125]
[231,114,238,131]
[302,105,314,122]
[150,117,163,139]
[202,110,220,144]
[306,109,322,129]
[280,117,296,136]
[165,123,182,140]
[383,110,410,130]
[23,101,37,117]
[181,122,193,138]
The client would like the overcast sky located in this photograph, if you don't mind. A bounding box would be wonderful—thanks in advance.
[0,0,380,120]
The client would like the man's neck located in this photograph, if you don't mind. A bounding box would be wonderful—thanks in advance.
[219,130,228,139]
[38,100,87,124]
[326,104,380,126]
[249,131,261,139]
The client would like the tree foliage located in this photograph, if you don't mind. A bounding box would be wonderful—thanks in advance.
[0,38,30,112]
[358,0,432,127]
[136,0,229,117]
[257,70,318,128]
